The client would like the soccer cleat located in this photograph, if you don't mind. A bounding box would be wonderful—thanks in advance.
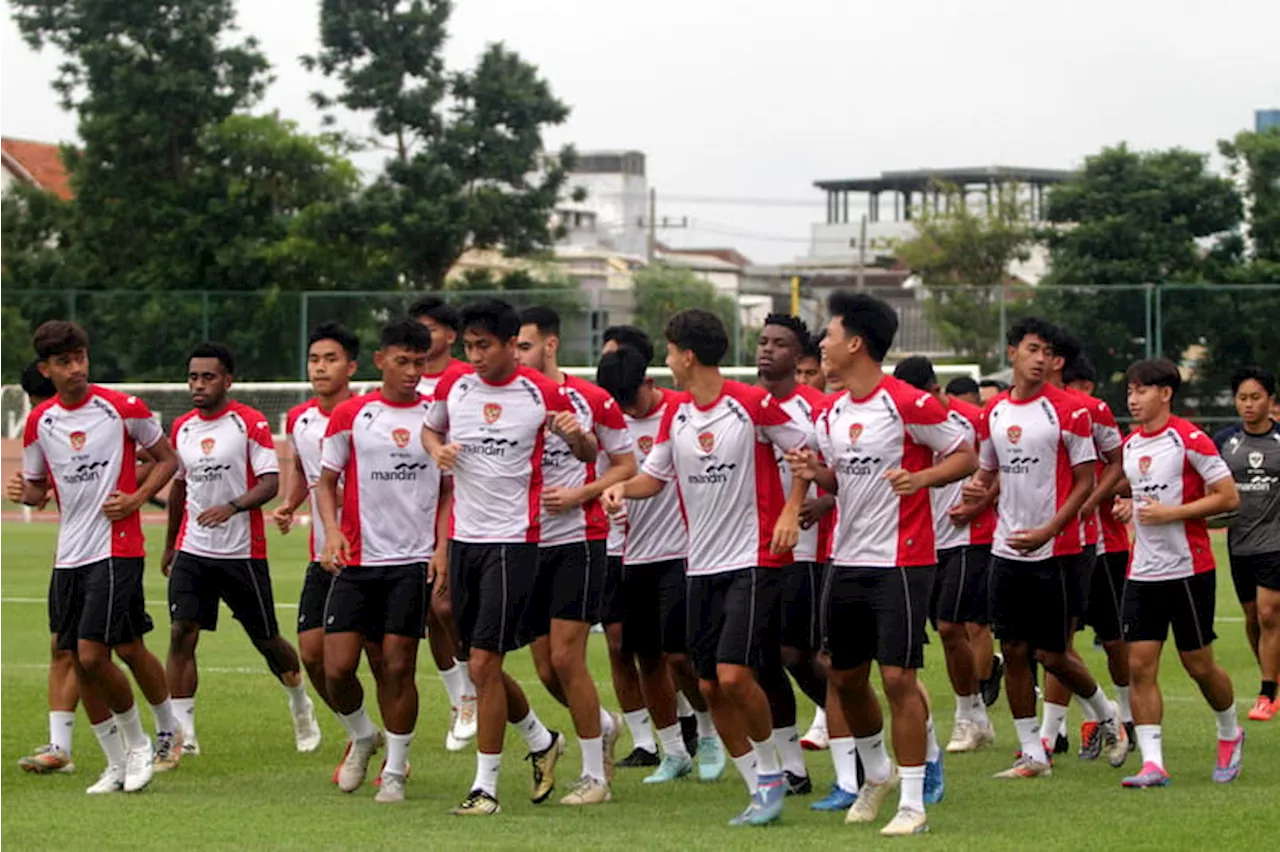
[679,715,699,757]
[981,654,1005,707]
[1213,728,1244,783]
[332,740,353,785]
[374,772,406,803]
[744,773,786,826]
[945,719,994,753]
[154,727,185,772]
[697,736,726,781]
[559,775,612,805]
[18,744,75,775]
[85,765,125,794]
[602,711,623,783]
[1051,732,1070,755]
[456,694,478,740]
[1122,762,1170,788]
[785,770,812,796]
[1103,718,1129,768]
[728,797,761,826]
[1125,721,1137,753]
[293,696,322,753]
[880,806,929,837]
[374,758,410,787]
[123,740,155,793]
[845,765,899,824]
[181,737,201,757]
[337,733,380,793]
[924,756,945,805]
[449,789,501,816]
[1078,721,1102,760]
[801,715,830,751]
[810,783,858,811]
[617,747,660,769]
[993,756,1052,779]
[1247,695,1277,722]
[643,753,693,784]
[526,730,565,804]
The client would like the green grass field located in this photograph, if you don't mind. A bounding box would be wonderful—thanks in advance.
[2,522,1275,850]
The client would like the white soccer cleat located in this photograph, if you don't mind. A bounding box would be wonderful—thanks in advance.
[801,714,830,751]
[86,765,125,795]
[946,719,995,753]
[181,737,201,757]
[456,694,478,740]
[374,772,406,803]
[845,765,899,824]
[880,806,929,836]
[123,741,155,793]
[337,733,379,793]
[154,726,185,772]
[293,696,322,753]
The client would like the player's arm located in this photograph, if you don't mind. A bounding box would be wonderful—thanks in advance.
[1080,446,1124,517]
[889,443,977,495]
[605,472,665,505]
[162,478,186,575]
[273,453,309,534]
[1138,475,1239,525]
[13,473,51,507]
[429,474,453,591]
[951,473,998,525]
[1009,460,1094,552]
[314,467,350,572]
[549,411,598,463]
[785,447,838,493]
[106,436,178,521]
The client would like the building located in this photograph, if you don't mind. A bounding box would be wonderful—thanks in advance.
[563,150,649,258]
[1,137,72,199]
[1258,109,1280,133]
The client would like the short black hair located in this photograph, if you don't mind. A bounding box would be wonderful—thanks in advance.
[408,296,459,331]
[801,332,823,361]
[1050,326,1082,368]
[603,324,654,364]
[762,313,810,348]
[189,342,235,375]
[309,321,360,361]
[1125,358,1181,395]
[21,360,55,400]
[33,320,89,360]
[1062,353,1097,386]
[1006,315,1057,349]
[596,345,649,408]
[1231,365,1277,397]
[665,309,728,367]
[459,298,521,341]
[379,318,433,352]
[520,306,561,336]
[945,376,980,397]
[893,355,936,391]
[979,378,1008,391]
[827,291,897,362]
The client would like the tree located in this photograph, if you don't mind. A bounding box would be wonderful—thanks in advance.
[894,183,1035,372]
[631,265,744,365]
[302,0,579,290]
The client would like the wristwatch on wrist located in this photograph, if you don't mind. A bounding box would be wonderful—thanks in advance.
[229,499,244,513]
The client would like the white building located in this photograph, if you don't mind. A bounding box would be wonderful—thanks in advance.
[563,150,649,259]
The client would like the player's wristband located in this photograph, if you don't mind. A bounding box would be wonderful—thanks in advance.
[229,499,245,514]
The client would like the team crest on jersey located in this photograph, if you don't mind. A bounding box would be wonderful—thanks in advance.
[638,435,654,455]
[1006,425,1022,445]
[697,431,715,453]
[69,430,86,451]
[848,423,864,444]
[200,437,216,455]
[1138,456,1152,476]
[391,428,411,448]
[483,403,502,424]
[1249,451,1265,470]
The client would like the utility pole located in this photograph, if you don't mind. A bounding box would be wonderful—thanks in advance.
[856,214,868,290]
[639,187,688,265]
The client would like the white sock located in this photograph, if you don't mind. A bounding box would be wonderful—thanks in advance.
[830,736,860,793]
[115,704,149,750]
[854,731,893,784]
[284,681,310,716]
[1214,706,1240,741]
[150,698,177,735]
[953,694,971,724]
[91,717,127,767]
[581,736,606,783]
[457,659,474,696]
[676,691,695,717]
[339,705,377,741]
[773,725,806,776]
[623,709,656,753]
[752,737,781,776]
[657,723,690,760]
[1082,687,1115,724]
[810,705,828,731]
[514,709,553,753]
[598,706,616,736]
[172,697,196,743]
[384,730,414,776]
[968,694,990,727]
[474,751,501,796]
[440,663,466,710]
[925,714,941,763]
[1014,717,1047,764]
[694,710,715,739]
[1115,685,1133,723]
[1135,724,1164,768]
[1041,702,1068,745]
[899,763,926,812]
[731,750,758,792]
[50,710,75,754]
[1074,691,1099,723]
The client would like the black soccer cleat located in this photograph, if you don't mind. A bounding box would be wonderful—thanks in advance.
[981,654,1005,708]
[680,715,699,757]
[616,747,660,769]
[1052,732,1070,755]
[784,770,812,796]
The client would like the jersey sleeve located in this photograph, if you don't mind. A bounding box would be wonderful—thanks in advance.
[1185,426,1232,486]
[170,414,188,481]
[320,402,355,473]
[593,393,635,456]
[1091,401,1123,456]
[813,407,835,462]
[21,409,47,480]
[977,406,999,471]
[759,393,813,453]
[246,411,279,476]
[425,374,456,433]
[1062,404,1098,467]
[902,392,967,456]
[118,395,164,449]
[641,404,678,482]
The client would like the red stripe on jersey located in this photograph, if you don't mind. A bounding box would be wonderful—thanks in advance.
[896,437,936,565]
[1181,444,1215,574]
[1051,437,1080,557]
[112,421,145,558]
[527,426,546,543]
[341,436,363,565]
[753,436,790,568]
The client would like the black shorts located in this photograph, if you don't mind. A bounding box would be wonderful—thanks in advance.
[621,559,687,658]
[600,555,627,626]
[687,568,780,682]
[526,540,607,637]
[1067,545,1098,621]
[822,565,934,670]
[168,552,281,641]
[452,542,539,654]
[1122,572,1217,652]
[930,546,991,627]
[989,556,1073,654]
[780,561,822,651]
[51,558,154,652]
[297,562,333,634]
[1087,551,1128,643]
[1228,550,1280,605]
[323,563,428,641]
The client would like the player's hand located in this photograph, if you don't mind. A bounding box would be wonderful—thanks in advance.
[1135,496,1179,526]
[601,484,626,515]
[196,502,237,527]
[961,478,989,504]
[784,448,820,481]
[948,500,981,526]
[882,468,921,496]
[1112,497,1133,524]
[770,507,800,554]
[320,535,351,574]
[550,411,583,441]
[428,550,449,596]
[800,494,835,529]
[161,547,176,578]
[272,504,295,535]
[6,471,24,504]
[102,490,141,521]
[542,485,585,515]
[432,442,462,471]
[1008,526,1053,553]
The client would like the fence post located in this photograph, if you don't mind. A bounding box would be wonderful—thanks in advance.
[998,281,1008,368]
[298,292,311,380]
[1153,283,1163,358]
[201,291,210,341]
[732,301,742,366]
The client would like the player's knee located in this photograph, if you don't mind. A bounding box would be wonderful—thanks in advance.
[1178,651,1216,682]
[468,651,501,686]
[604,625,625,659]
[76,642,111,673]
[715,663,754,696]
[780,645,805,672]
[937,621,968,647]
[169,621,199,652]
[549,641,585,677]
[1256,600,1280,629]
[380,651,415,686]
[879,668,915,702]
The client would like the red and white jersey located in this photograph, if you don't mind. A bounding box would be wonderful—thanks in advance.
[321,391,440,566]
[933,397,997,551]
[601,447,628,557]
[773,384,828,563]
[425,366,571,544]
[1123,416,1230,581]
[418,359,470,398]
[286,399,337,562]
[979,385,1096,562]
[817,376,967,568]
[814,393,841,564]
[173,402,277,560]
[1068,389,1124,549]
[623,387,688,566]
[539,375,633,546]
[642,381,812,577]
[23,387,163,568]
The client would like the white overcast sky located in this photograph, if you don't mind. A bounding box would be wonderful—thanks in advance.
[3,0,1278,263]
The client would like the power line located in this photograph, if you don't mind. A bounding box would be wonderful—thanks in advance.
[581,191,824,208]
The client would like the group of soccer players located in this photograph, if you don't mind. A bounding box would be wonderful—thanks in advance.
[12,288,1275,835]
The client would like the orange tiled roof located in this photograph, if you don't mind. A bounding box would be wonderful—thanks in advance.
[1,137,73,200]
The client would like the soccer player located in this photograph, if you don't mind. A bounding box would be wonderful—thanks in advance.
[978,379,1007,405]
[1114,358,1244,787]
[408,296,478,751]
[515,306,637,803]
[944,377,981,407]
[796,333,826,392]
[314,319,445,802]
[1214,366,1280,721]
[787,294,976,836]
[424,298,579,816]
[18,321,180,794]
[892,357,998,755]
[603,308,811,827]
[163,342,318,756]
[971,317,1126,779]
[756,313,829,795]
